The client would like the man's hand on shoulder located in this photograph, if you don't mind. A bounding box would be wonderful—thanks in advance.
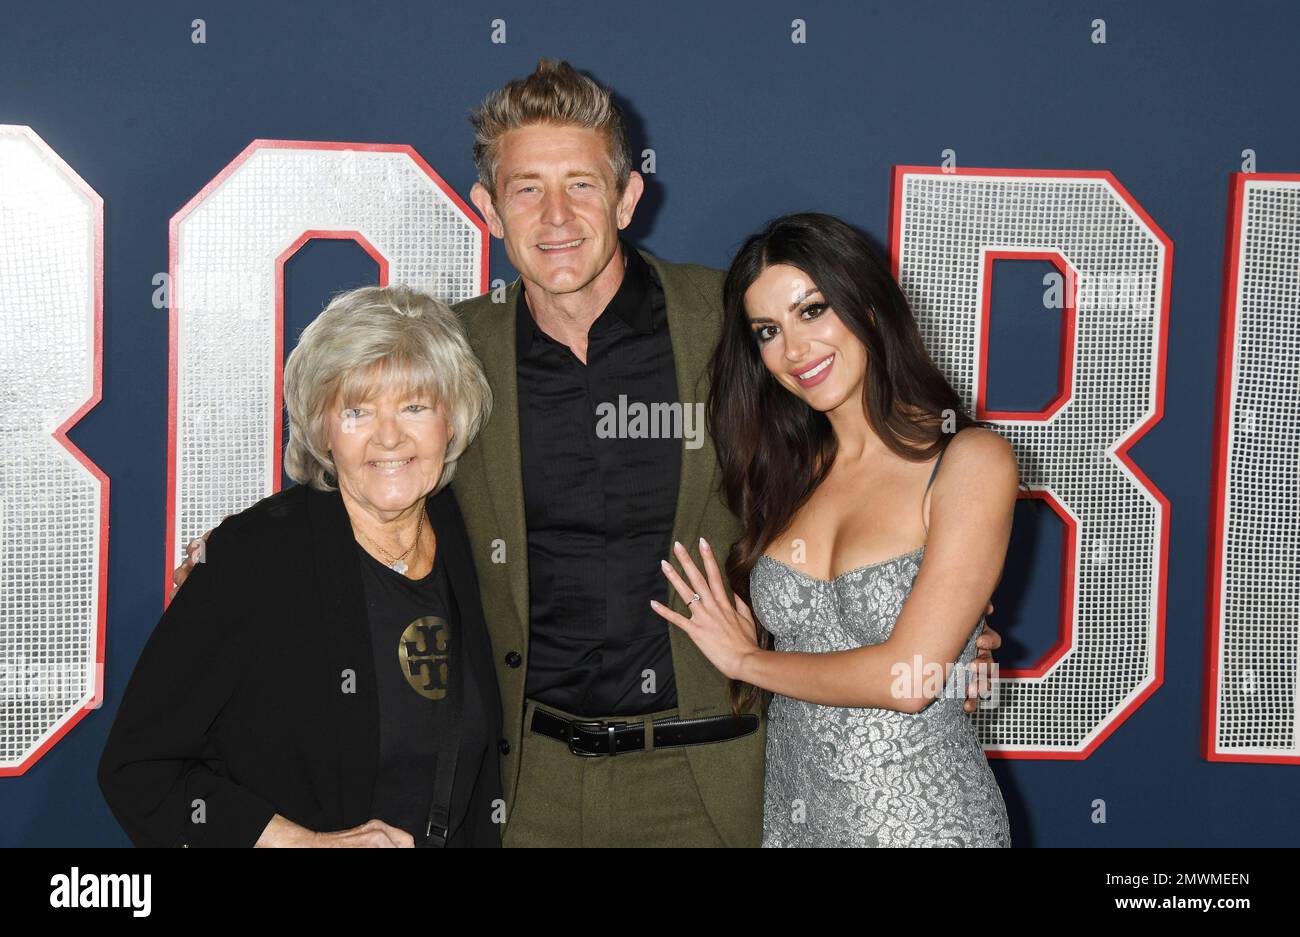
[964,617,1002,713]
[170,525,219,599]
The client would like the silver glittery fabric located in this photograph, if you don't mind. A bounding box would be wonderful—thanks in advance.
[751,546,1011,847]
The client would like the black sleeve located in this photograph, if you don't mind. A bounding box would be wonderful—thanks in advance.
[97,524,277,847]
[455,744,503,848]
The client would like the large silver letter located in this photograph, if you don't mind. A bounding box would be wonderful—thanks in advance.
[1205,173,1300,763]
[892,166,1172,758]
[0,126,107,775]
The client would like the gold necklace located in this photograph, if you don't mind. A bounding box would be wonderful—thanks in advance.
[360,508,424,575]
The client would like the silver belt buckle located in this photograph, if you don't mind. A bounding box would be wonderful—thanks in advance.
[567,719,626,756]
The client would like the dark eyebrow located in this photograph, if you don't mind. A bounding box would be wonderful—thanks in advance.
[745,286,824,325]
[788,287,822,310]
[744,283,825,326]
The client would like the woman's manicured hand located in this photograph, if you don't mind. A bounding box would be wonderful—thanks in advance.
[651,539,1003,711]
[651,538,761,681]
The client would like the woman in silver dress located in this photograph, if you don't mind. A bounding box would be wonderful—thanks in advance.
[650,213,1016,847]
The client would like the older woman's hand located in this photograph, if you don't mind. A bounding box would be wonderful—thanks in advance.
[256,814,415,847]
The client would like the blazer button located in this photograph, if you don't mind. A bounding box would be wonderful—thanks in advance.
[504,651,522,668]
[498,737,511,755]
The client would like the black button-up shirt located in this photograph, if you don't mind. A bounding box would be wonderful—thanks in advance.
[516,244,682,716]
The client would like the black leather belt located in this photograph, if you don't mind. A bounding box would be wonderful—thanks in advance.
[530,706,759,757]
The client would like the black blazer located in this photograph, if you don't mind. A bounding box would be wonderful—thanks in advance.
[98,483,503,847]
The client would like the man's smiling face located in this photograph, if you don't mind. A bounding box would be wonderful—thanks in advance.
[471,123,643,297]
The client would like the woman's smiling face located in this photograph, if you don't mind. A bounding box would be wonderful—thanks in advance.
[326,379,453,521]
[743,263,868,414]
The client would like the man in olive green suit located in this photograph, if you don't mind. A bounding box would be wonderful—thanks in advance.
[450,61,763,847]
[451,250,759,846]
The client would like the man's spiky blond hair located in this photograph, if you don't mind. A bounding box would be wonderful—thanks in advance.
[469,58,632,199]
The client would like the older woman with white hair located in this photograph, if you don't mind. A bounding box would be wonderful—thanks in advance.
[99,285,501,848]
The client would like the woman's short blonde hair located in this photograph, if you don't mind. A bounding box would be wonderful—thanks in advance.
[282,284,492,494]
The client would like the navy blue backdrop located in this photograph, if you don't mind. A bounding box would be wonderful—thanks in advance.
[1,0,1296,846]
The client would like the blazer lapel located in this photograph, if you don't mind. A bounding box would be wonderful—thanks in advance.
[305,486,379,826]
[642,249,722,583]
[462,283,531,653]
[640,250,727,717]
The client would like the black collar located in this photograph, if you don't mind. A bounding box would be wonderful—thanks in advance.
[516,241,654,361]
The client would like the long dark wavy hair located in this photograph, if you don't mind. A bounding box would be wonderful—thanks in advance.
[709,212,985,715]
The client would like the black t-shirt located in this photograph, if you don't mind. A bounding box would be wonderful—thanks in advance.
[357,531,493,846]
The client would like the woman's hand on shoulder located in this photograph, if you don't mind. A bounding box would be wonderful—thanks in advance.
[256,814,415,847]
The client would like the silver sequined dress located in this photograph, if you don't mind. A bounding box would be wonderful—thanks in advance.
[751,545,1010,847]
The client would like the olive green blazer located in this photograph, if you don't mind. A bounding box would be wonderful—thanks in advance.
[450,248,764,847]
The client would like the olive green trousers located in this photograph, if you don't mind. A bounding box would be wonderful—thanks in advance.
[502,698,727,848]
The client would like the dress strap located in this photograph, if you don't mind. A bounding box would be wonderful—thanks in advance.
[925,447,946,493]
[922,447,946,535]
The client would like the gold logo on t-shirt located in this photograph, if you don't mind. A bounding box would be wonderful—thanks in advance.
[399,616,450,700]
